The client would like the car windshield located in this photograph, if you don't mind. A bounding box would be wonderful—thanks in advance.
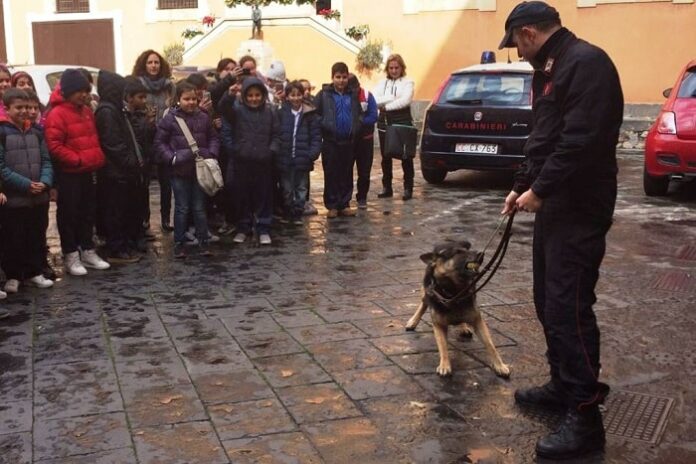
[46,70,99,91]
[440,72,532,106]
[677,69,696,98]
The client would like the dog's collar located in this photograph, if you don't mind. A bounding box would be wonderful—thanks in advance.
[425,274,474,310]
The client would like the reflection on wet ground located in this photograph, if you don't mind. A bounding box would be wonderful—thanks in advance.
[1,154,695,463]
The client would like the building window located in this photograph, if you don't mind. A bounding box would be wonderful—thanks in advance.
[56,0,89,13]
[158,0,198,9]
[316,0,332,14]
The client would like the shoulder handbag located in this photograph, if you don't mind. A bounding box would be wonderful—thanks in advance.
[384,122,418,160]
[174,116,224,196]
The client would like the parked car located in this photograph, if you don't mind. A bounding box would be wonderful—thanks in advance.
[643,59,696,196]
[7,64,100,105]
[419,61,533,184]
[172,65,217,83]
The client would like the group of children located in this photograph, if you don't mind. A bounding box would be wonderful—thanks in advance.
[0,55,384,312]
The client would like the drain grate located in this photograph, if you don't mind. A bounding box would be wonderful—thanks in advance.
[676,245,696,261]
[650,271,696,293]
[519,390,674,445]
[604,390,673,444]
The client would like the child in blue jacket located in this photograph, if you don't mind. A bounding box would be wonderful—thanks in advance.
[275,81,321,224]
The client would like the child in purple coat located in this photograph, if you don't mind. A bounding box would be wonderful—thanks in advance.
[154,81,220,258]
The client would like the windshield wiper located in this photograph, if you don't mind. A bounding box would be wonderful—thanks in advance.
[445,98,483,105]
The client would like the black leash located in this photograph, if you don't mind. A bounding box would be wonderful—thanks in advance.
[427,211,516,307]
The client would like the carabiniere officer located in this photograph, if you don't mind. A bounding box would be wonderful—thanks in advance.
[500,1,624,460]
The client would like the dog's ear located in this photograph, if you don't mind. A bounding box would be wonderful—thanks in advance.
[476,252,485,264]
[420,252,435,264]
[460,241,472,250]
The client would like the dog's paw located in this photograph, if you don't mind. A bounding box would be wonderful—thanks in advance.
[405,320,417,331]
[436,363,452,376]
[494,363,511,379]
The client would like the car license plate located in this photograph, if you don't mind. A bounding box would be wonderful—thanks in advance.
[455,143,498,154]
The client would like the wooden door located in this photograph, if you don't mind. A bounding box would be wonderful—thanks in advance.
[32,19,115,70]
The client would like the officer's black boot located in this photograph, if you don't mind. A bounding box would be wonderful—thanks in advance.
[514,381,567,411]
[536,406,605,460]
[402,188,413,201]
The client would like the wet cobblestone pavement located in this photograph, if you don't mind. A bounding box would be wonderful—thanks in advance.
[2,154,696,463]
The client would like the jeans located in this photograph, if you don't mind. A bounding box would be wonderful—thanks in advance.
[280,167,310,220]
[171,176,209,244]
[56,171,97,254]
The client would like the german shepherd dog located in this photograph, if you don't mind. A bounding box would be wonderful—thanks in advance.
[405,241,510,378]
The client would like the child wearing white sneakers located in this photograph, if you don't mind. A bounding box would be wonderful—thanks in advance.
[0,89,55,293]
[45,69,110,275]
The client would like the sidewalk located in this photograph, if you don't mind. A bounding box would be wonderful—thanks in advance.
[1,154,695,463]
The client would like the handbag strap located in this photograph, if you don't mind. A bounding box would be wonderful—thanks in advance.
[174,116,200,157]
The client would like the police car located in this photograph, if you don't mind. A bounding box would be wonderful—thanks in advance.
[420,60,534,184]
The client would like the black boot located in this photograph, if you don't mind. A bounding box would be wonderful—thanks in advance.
[515,381,567,411]
[402,188,413,201]
[377,188,393,198]
[536,406,605,460]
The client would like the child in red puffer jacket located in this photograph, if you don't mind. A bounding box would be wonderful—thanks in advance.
[45,68,110,276]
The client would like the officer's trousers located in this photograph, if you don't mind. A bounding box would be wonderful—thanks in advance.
[533,209,611,410]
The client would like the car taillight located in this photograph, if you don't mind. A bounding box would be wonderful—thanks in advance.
[657,112,677,135]
[431,77,450,104]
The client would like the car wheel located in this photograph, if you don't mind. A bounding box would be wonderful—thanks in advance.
[643,167,669,196]
[421,167,447,184]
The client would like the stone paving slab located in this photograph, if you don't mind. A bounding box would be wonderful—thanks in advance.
[209,398,297,440]
[132,421,228,464]
[37,447,137,464]
[0,401,32,435]
[276,382,363,424]
[222,431,323,464]
[34,360,123,420]
[33,412,130,461]
[0,432,32,464]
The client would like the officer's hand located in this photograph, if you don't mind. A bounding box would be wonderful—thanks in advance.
[516,189,543,213]
[501,190,519,215]
[0,192,6,205]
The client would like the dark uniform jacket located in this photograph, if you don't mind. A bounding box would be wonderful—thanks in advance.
[513,28,624,221]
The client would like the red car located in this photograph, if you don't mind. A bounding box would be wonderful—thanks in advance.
[643,59,696,196]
